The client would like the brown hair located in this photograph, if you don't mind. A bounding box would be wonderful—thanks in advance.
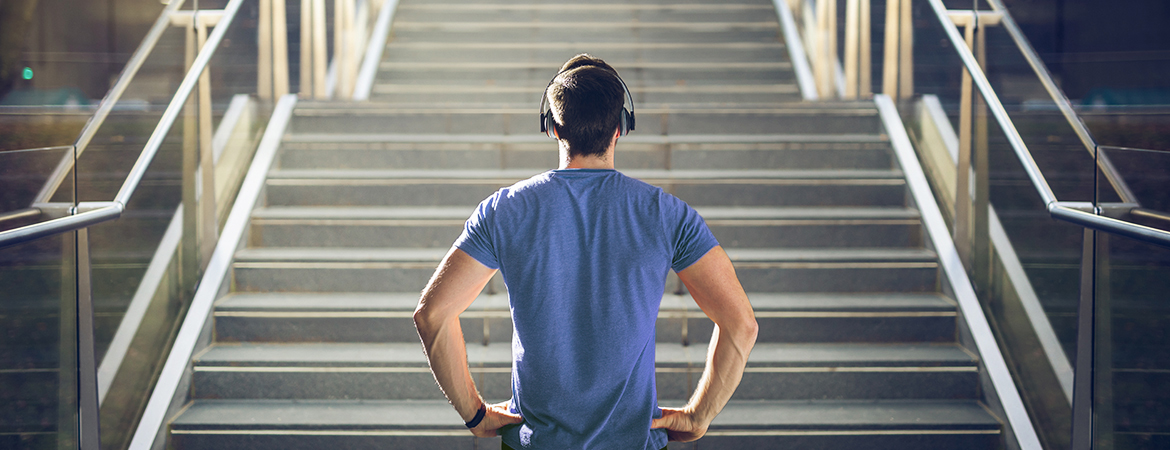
[546,54,625,158]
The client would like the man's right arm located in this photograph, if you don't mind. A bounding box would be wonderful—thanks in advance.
[651,245,758,442]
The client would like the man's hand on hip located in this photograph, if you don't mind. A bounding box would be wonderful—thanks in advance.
[470,401,524,438]
[651,406,708,442]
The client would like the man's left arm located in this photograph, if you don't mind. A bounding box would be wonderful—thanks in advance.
[414,246,523,437]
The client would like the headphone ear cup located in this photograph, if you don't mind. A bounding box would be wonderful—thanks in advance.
[619,109,634,137]
[544,113,558,139]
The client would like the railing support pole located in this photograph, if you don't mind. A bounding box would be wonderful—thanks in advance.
[258,0,272,99]
[196,18,219,268]
[844,0,860,99]
[181,19,200,294]
[313,0,328,98]
[882,0,900,98]
[814,0,836,99]
[1071,228,1096,450]
[59,230,79,449]
[76,228,101,450]
[272,0,290,98]
[300,0,312,96]
[972,19,990,292]
[898,0,913,99]
[859,0,871,96]
[953,14,975,269]
[843,0,872,99]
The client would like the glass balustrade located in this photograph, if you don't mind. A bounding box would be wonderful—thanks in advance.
[1091,145,1170,450]
[1,146,78,450]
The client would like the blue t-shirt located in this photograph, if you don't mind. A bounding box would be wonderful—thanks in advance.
[455,168,718,450]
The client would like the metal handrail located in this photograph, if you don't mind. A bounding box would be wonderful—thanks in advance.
[32,0,187,206]
[923,0,1170,247]
[117,0,244,205]
[985,0,1138,205]
[925,0,1057,206]
[0,0,244,248]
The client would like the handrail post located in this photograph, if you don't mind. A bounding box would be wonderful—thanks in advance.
[843,0,872,99]
[1070,228,1096,450]
[882,0,912,100]
[258,0,272,99]
[174,8,223,289]
[76,227,101,450]
[300,0,313,96]
[813,0,837,99]
[258,0,290,100]
[196,16,220,268]
[844,0,859,98]
[300,0,329,99]
[181,16,201,293]
[950,11,991,292]
[972,14,990,294]
[882,0,900,98]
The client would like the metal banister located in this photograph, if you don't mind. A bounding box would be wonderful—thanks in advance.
[985,0,1138,205]
[1051,203,1170,247]
[116,0,245,206]
[921,0,1170,247]
[924,0,1058,206]
[31,0,187,206]
[0,0,244,250]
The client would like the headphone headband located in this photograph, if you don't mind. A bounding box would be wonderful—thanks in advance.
[539,65,636,139]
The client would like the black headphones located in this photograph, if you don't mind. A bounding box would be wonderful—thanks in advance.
[538,66,636,139]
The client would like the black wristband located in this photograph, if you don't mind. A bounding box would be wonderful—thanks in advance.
[465,404,487,429]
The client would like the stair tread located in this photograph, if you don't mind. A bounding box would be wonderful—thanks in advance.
[194,342,976,368]
[266,168,904,180]
[215,292,955,312]
[251,206,920,221]
[171,399,1000,430]
[232,247,935,263]
[283,132,888,144]
[293,100,879,112]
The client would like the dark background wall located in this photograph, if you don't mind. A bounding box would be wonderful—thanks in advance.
[1002,0,1170,103]
[5,0,164,102]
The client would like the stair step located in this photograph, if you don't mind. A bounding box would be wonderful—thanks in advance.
[377,67,796,86]
[393,7,778,24]
[248,206,921,249]
[287,105,883,135]
[262,169,908,208]
[389,28,783,44]
[368,89,802,105]
[169,399,1000,450]
[213,291,954,344]
[191,341,976,401]
[230,246,936,294]
[276,136,891,171]
[382,48,790,69]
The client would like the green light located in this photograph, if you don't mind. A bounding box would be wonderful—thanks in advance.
[22,67,33,80]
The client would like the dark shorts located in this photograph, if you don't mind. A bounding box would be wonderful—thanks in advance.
[502,444,667,450]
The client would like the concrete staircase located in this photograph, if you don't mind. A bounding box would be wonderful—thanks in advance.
[166,0,1005,449]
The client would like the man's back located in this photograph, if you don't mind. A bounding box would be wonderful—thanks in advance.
[456,169,716,449]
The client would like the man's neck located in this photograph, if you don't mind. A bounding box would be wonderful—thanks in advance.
[557,136,617,170]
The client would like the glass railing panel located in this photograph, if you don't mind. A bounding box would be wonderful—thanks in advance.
[0,108,89,154]
[973,23,1099,368]
[909,5,1079,447]
[0,147,78,450]
[1093,147,1170,449]
[1,146,74,232]
[81,4,265,448]
[90,113,186,450]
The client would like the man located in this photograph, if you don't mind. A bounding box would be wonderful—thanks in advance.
[414,54,758,449]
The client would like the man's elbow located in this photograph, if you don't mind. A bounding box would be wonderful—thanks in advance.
[413,303,441,338]
[725,315,758,352]
[739,316,759,349]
